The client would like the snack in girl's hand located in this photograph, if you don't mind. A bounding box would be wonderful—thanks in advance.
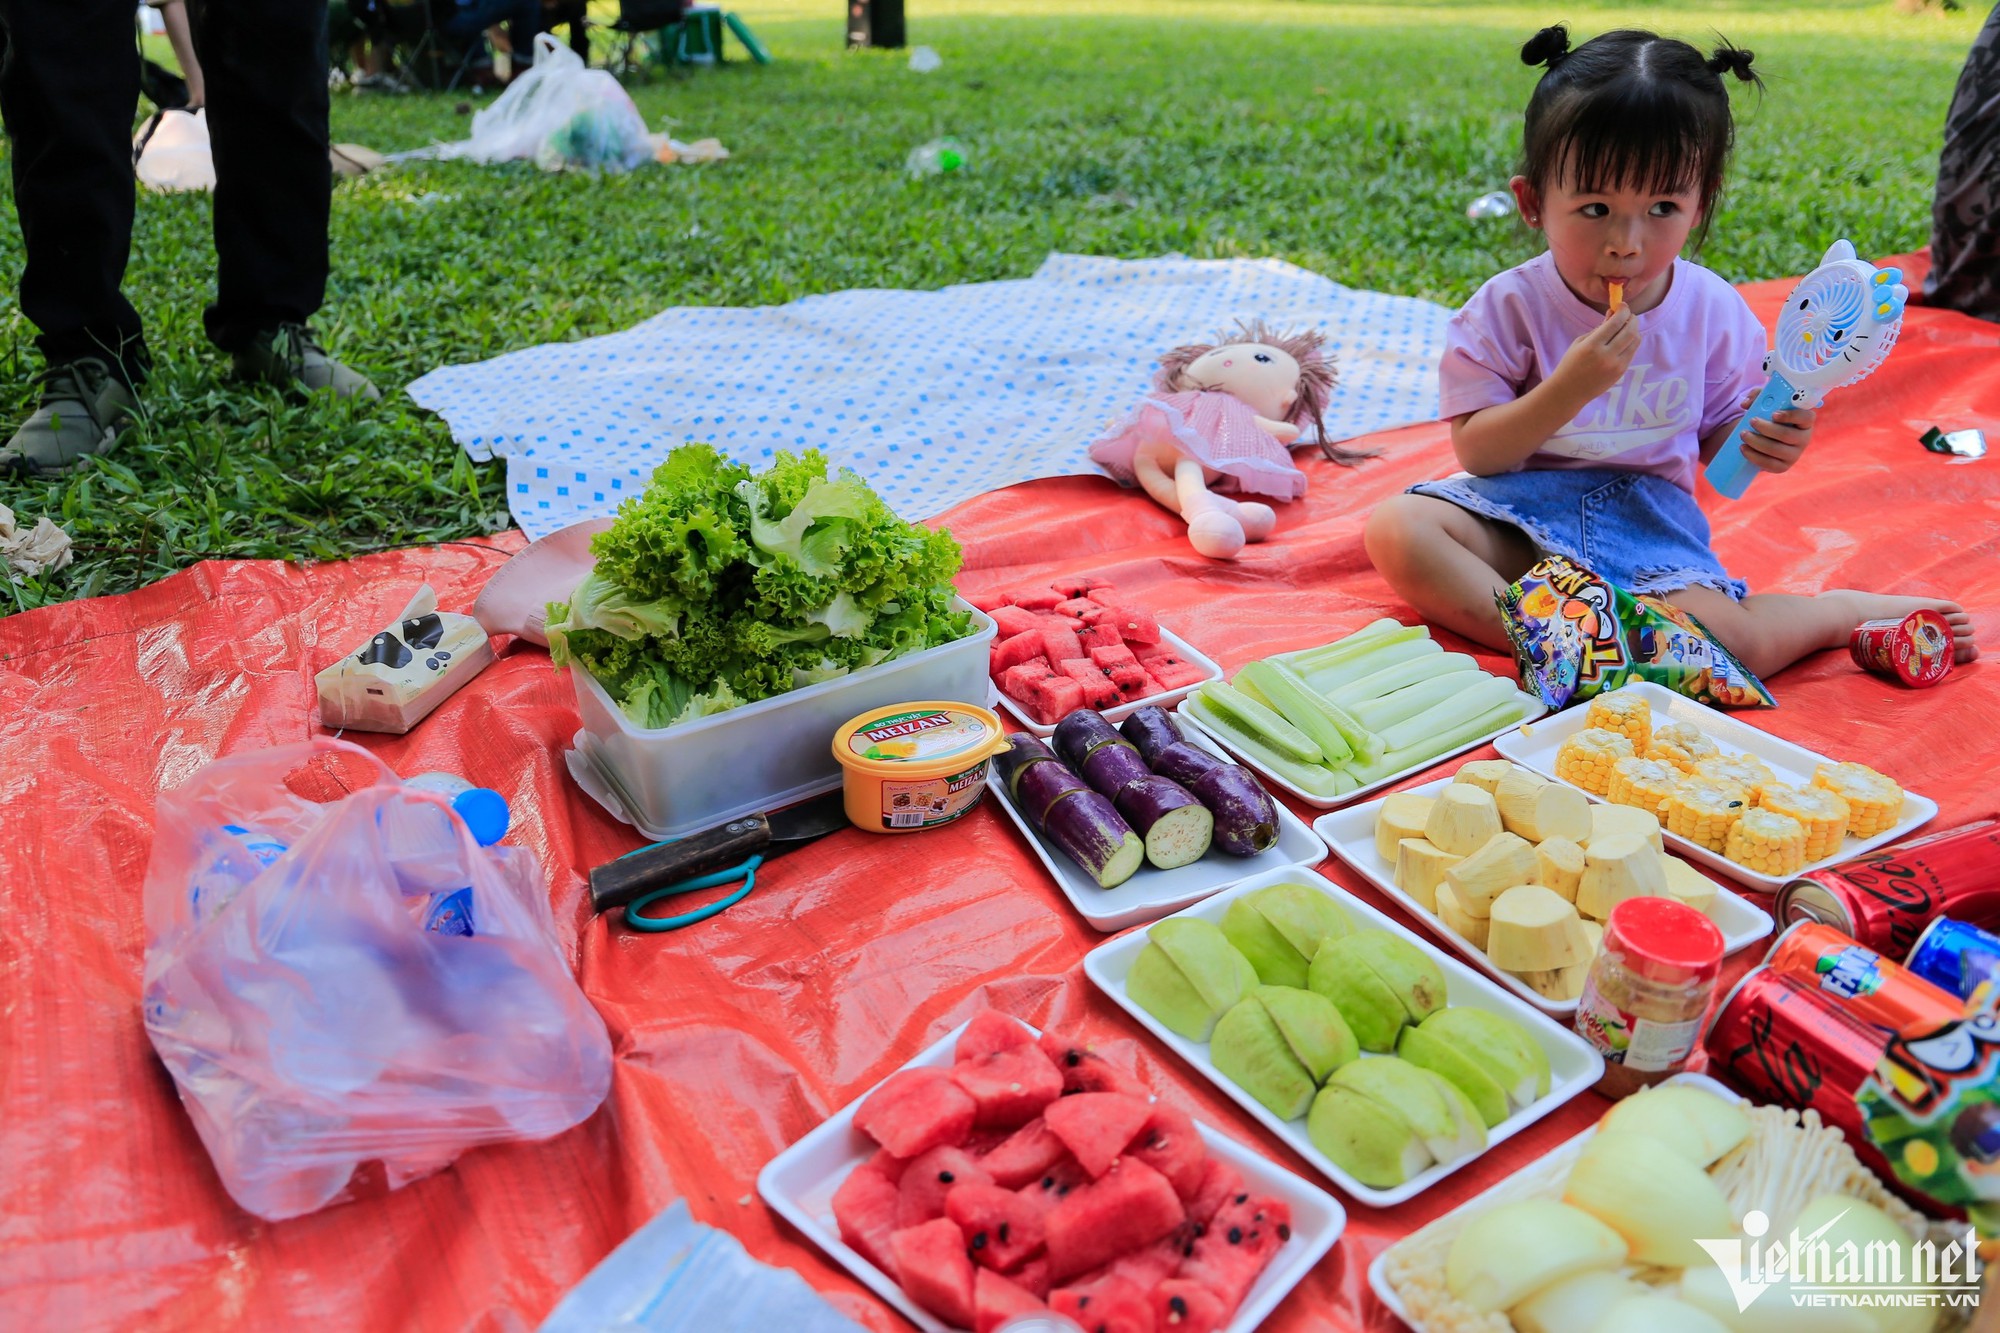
[1362,24,1975,685]
[1089,321,1359,560]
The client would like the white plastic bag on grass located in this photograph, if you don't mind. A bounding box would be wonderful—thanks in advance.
[442,34,652,171]
[134,108,217,192]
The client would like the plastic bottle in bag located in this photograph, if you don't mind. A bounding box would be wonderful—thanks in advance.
[1466,190,1515,220]
[906,137,968,177]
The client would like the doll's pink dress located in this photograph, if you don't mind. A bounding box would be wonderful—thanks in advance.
[1088,390,1309,501]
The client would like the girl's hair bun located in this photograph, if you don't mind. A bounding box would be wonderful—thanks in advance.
[1521,25,1572,69]
[1707,42,1758,82]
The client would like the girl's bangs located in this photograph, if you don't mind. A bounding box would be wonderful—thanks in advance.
[1544,83,1720,199]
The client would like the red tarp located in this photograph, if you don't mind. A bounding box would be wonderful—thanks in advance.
[4,258,1998,1331]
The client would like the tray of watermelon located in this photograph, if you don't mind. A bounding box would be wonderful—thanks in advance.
[971,577,1221,736]
[757,1012,1345,1333]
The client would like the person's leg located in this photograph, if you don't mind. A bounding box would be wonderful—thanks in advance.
[0,0,149,382]
[1363,494,1541,651]
[1667,587,1977,682]
[1925,3,2000,322]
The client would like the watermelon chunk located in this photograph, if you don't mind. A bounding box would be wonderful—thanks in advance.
[978,1117,1072,1189]
[1054,598,1100,621]
[1089,643,1141,671]
[1131,647,1205,690]
[1057,659,1121,710]
[1044,1092,1154,1177]
[897,1144,995,1228]
[1127,1103,1207,1200]
[1048,575,1108,599]
[974,1268,1047,1333]
[957,1010,1037,1063]
[1005,587,1067,611]
[1018,1154,1091,1211]
[950,1044,1064,1129]
[1177,1193,1291,1318]
[1076,624,1125,654]
[1011,1255,1052,1300]
[993,630,1049,676]
[989,604,1046,640]
[1038,1034,1153,1100]
[1152,1278,1228,1333]
[1030,676,1087,727]
[1110,663,1150,693]
[966,588,1010,613]
[891,1218,978,1328]
[947,1181,1048,1273]
[1097,605,1162,644]
[1049,1273,1154,1333]
[855,1067,976,1159]
[1133,673,1168,699]
[1041,626,1086,665]
[1000,660,1057,704]
[1107,1221,1192,1292]
[831,1155,903,1278]
[1182,1158,1246,1226]
[1045,1158,1186,1281]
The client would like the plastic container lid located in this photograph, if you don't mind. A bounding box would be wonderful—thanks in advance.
[1604,896,1725,986]
[831,701,1006,777]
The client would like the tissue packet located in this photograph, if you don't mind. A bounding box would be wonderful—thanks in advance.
[1498,555,1774,710]
[316,584,495,733]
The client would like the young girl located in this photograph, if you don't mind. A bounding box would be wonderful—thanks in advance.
[1365,25,1976,680]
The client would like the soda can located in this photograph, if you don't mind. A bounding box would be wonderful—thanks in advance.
[1850,609,1955,688]
[1763,920,1964,1038]
[1704,968,1885,1144]
[1905,916,2000,1001]
[1776,817,2000,958]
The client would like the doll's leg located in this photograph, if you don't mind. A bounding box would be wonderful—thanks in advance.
[1363,494,1538,650]
[1174,458,1247,558]
[1667,587,1977,681]
[1228,499,1277,542]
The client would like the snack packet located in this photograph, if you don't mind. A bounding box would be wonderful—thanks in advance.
[1856,986,2000,1234]
[1497,555,1775,710]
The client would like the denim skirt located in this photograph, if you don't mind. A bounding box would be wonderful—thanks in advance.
[1409,467,1748,600]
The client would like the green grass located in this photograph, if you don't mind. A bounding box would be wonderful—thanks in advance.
[0,0,1983,610]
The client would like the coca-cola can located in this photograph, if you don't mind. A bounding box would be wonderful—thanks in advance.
[1776,817,2000,958]
[1704,968,1885,1144]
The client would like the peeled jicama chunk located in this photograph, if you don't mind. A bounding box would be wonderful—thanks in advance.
[1591,1295,1733,1333]
[1560,1130,1736,1267]
[1511,1269,1645,1333]
[1445,1198,1628,1313]
[1599,1085,1750,1168]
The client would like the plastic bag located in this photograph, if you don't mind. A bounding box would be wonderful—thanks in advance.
[443,33,652,171]
[141,739,613,1221]
[134,108,217,193]
[1498,554,1775,710]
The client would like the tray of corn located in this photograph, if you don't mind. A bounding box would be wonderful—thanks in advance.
[1491,683,1938,893]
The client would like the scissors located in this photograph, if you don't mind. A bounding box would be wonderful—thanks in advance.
[588,791,850,931]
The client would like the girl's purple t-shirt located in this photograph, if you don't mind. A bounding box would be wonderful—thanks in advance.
[1438,252,1768,493]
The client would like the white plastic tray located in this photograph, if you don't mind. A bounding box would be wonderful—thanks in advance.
[1081,865,1605,1207]
[1367,1072,1740,1332]
[995,627,1223,739]
[988,730,1327,932]
[1316,776,1774,1016]
[756,1017,1347,1333]
[1175,688,1549,812]
[1491,683,1939,892]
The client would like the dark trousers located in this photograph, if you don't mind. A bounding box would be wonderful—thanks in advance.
[0,0,332,382]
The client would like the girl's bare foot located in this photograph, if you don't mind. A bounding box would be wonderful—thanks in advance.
[1829,592,1979,663]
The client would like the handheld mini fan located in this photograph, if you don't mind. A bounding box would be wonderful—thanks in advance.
[1706,239,1907,498]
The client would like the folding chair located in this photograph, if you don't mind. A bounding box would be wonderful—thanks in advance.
[384,0,486,92]
[606,0,687,76]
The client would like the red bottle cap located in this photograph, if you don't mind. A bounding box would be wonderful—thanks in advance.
[1605,896,1725,987]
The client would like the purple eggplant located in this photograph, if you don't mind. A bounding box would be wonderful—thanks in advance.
[1119,706,1186,763]
[1012,754,1093,829]
[1042,789,1146,888]
[995,734,1063,797]
[1114,775,1215,869]
[1149,740,1226,788]
[1051,709,1125,771]
[1191,764,1280,856]
[1080,739,1153,804]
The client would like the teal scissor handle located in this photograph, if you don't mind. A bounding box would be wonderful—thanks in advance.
[622,854,763,932]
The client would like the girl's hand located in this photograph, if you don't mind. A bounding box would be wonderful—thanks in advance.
[1738,391,1816,473]
[1552,306,1639,402]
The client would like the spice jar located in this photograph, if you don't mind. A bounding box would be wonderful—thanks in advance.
[1575,896,1725,1098]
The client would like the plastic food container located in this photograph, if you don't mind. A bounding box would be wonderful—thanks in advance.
[832,701,1008,833]
[567,599,996,841]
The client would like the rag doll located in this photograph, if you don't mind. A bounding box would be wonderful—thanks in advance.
[1088,321,1361,559]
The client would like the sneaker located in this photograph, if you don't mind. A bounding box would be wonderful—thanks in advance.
[0,357,139,477]
[232,323,381,400]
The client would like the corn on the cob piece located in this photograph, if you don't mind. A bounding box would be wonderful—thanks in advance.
[1813,762,1905,839]
[1663,776,1751,852]
[1724,808,1809,876]
[1758,783,1850,862]
[1698,754,1777,801]
[1647,721,1720,773]
[1556,728,1635,795]
[1605,757,1681,815]
[1585,691,1652,755]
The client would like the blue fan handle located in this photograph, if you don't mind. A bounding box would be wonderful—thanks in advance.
[1706,371,1806,499]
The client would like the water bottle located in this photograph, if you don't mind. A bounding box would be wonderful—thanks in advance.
[906,137,968,177]
[1465,190,1515,220]
[188,823,291,921]
[395,773,510,936]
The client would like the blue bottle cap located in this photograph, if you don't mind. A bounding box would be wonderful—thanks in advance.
[452,787,510,846]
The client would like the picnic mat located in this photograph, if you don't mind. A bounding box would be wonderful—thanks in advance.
[5,256,2000,1331]
[406,253,1450,539]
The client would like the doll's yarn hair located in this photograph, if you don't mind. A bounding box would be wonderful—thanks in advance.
[1154,321,1371,465]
